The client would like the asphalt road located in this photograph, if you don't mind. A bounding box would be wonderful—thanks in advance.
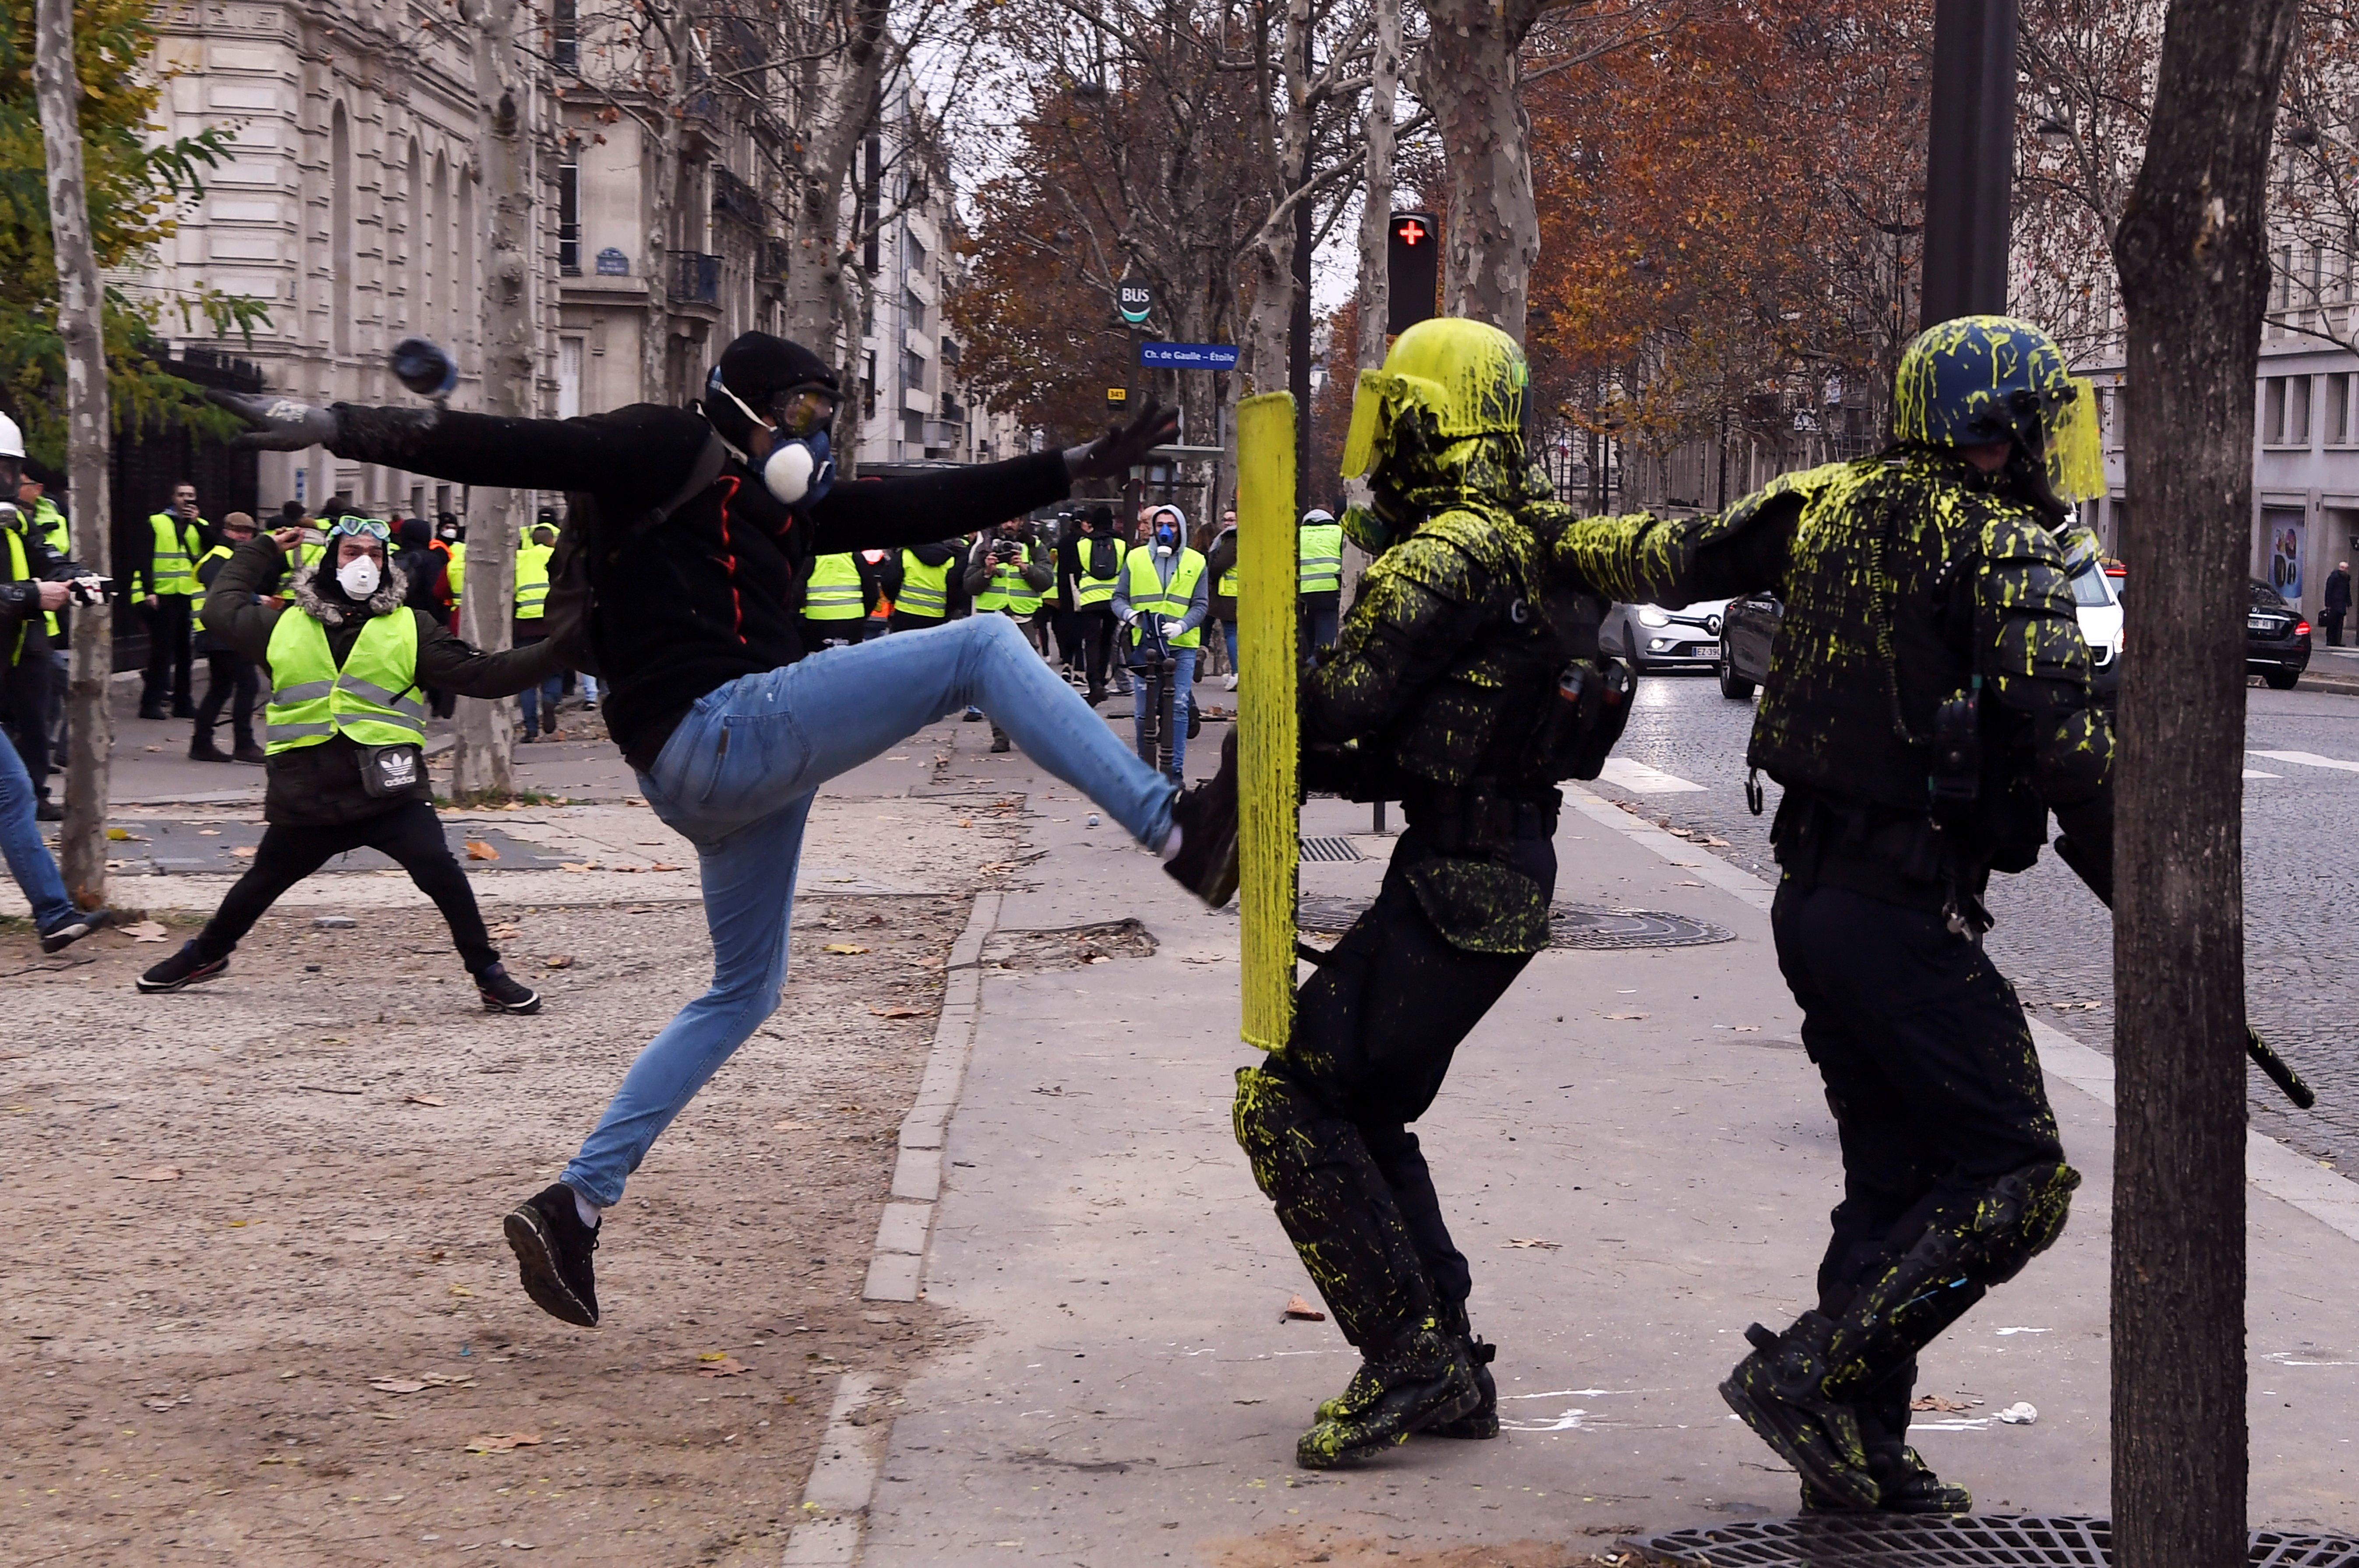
[1585,667,2359,1175]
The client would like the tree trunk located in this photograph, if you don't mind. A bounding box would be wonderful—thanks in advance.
[1356,0,1399,374]
[2108,2,2300,1563]
[454,0,532,799]
[1418,0,1537,338]
[33,0,113,909]
[640,113,678,406]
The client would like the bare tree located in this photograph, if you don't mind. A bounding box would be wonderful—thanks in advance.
[1354,0,1400,375]
[2109,2,2302,1564]
[32,0,113,909]
[452,0,538,798]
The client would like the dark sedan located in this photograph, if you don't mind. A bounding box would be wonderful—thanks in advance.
[2248,579,2312,691]
[1716,591,1779,698]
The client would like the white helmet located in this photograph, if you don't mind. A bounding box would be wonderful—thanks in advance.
[0,412,22,461]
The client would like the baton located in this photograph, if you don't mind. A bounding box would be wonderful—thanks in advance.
[2054,834,2315,1110]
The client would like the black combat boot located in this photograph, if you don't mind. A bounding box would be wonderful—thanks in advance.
[1423,1300,1498,1439]
[1803,1442,1971,1515]
[1719,1311,1879,1510]
[1295,1325,1480,1469]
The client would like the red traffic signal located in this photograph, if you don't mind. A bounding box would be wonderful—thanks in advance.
[1386,211,1440,335]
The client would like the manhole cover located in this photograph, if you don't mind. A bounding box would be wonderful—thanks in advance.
[1295,896,1731,950]
[1624,1516,2359,1567]
[1299,836,1365,863]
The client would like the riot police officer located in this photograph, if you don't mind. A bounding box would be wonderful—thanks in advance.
[1561,315,2114,1514]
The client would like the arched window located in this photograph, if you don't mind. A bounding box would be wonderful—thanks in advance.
[431,152,450,345]
[456,173,475,349]
[330,106,353,356]
[398,137,419,333]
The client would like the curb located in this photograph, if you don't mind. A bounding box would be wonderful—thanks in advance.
[861,888,1000,1303]
[1565,783,2359,1244]
[779,889,1003,1567]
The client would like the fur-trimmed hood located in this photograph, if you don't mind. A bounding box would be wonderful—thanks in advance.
[289,558,410,626]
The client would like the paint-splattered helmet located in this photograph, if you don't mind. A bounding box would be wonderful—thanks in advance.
[1338,318,1531,554]
[1894,315,2104,501]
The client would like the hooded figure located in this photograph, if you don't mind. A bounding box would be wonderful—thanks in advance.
[1111,504,1208,781]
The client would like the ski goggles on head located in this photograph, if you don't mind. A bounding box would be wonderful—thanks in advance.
[326,514,392,543]
[716,380,837,439]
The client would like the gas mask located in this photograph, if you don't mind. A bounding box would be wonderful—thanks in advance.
[761,427,834,508]
[337,554,382,599]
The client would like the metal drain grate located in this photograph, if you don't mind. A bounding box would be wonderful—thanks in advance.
[1623,1516,2359,1567]
[1295,896,1731,950]
[1299,836,1366,863]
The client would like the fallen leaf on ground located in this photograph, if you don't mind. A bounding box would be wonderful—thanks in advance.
[1503,1237,1562,1250]
[955,818,973,828]
[821,943,869,955]
[448,1284,475,1297]
[403,1094,446,1107]
[116,920,170,942]
[198,828,221,837]
[696,1354,751,1378]
[558,862,596,873]
[648,862,681,871]
[771,1119,809,1131]
[231,846,257,858]
[1282,1295,1327,1321]
[115,1166,182,1182]
[868,1005,923,1018]
[466,840,500,862]
[371,1378,428,1394]
[542,955,573,969]
[105,827,131,840]
[422,1373,474,1387]
[1911,1394,1971,1413]
[1603,1012,1649,1021]
[464,1433,542,1453]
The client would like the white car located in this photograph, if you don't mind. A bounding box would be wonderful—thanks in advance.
[1601,598,1733,673]
[2064,532,2122,699]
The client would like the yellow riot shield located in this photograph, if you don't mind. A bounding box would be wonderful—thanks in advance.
[1236,393,1298,1052]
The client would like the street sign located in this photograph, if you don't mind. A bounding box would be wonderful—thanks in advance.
[1386,212,1440,334]
[1141,341,1239,370]
[1106,387,1129,409]
[1118,282,1153,326]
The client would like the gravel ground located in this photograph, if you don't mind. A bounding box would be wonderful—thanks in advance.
[0,887,980,1566]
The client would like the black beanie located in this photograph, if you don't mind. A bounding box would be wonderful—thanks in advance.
[716,332,837,403]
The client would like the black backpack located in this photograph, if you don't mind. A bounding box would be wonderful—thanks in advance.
[546,431,728,676]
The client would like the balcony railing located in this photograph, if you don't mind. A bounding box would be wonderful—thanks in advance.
[671,250,722,306]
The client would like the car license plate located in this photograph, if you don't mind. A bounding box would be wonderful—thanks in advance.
[1692,642,1720,658]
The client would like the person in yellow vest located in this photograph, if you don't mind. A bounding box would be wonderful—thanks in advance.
[1112,505,1208,782]
[879,539,961,633]
[1067,506,1127,705]
[136,512,557,1009]
[134,480,210,720]
[513,518,567,741]
[189,513,271,764]
[1297,505,1345,662]
[14,467,72,811]
[1206,507,1240,691]
[857,548,894,641]
[961,518,1053,751]
[437,514,467,627]
[799,550,878,651]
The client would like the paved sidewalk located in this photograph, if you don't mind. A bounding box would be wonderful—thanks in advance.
[822,753,2359,1562]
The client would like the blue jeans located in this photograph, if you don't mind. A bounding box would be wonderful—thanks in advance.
[559,613,1178,1206]
[517,666,565,737]
[1130,645,1196,781]
[0,727,71,932]
[1221,620,1238,673]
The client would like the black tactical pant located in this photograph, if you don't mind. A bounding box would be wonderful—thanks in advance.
[194,652,259,750]
[1771,878,2066,1440]
[141,595,194,713]
[1249,828,1553,1330]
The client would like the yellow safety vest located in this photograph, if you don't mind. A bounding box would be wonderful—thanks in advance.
[514,541,553,620]
[148,512,205,595]
[1298,521,1344,595]
[1122,546,1205,649]
[1073,536,1126,609]
[974,542,1040,614]
[31,498,67,637]
[805,553,867,620]
[4,525,26,659]
[263,606,426,754]
[446,540,467,599]
[897,550,952,620]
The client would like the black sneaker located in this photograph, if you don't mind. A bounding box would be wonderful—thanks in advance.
[989,733,1011,754]
[1162,728,1240,907]
[138,941,228,993]
[232,743,266,765]
[189,738,227,763]
[476,963,542,1014]
[138,705,170,722]
[503,1183,600,1327]
[39,909,105,955]
[34,798,62,821]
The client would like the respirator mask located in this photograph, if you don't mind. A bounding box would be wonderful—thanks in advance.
[708,370,837,508]
[325,514,392,600]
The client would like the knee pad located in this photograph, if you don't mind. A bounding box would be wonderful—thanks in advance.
[1957,1160,2079,1288]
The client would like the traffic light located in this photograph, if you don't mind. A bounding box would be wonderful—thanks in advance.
[1386,211,1440,335]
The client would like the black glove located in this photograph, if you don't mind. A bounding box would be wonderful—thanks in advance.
[1062,401,1179,483]
[208,390,342,452]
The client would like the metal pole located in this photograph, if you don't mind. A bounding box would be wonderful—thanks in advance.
[1920,0,2017,327]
